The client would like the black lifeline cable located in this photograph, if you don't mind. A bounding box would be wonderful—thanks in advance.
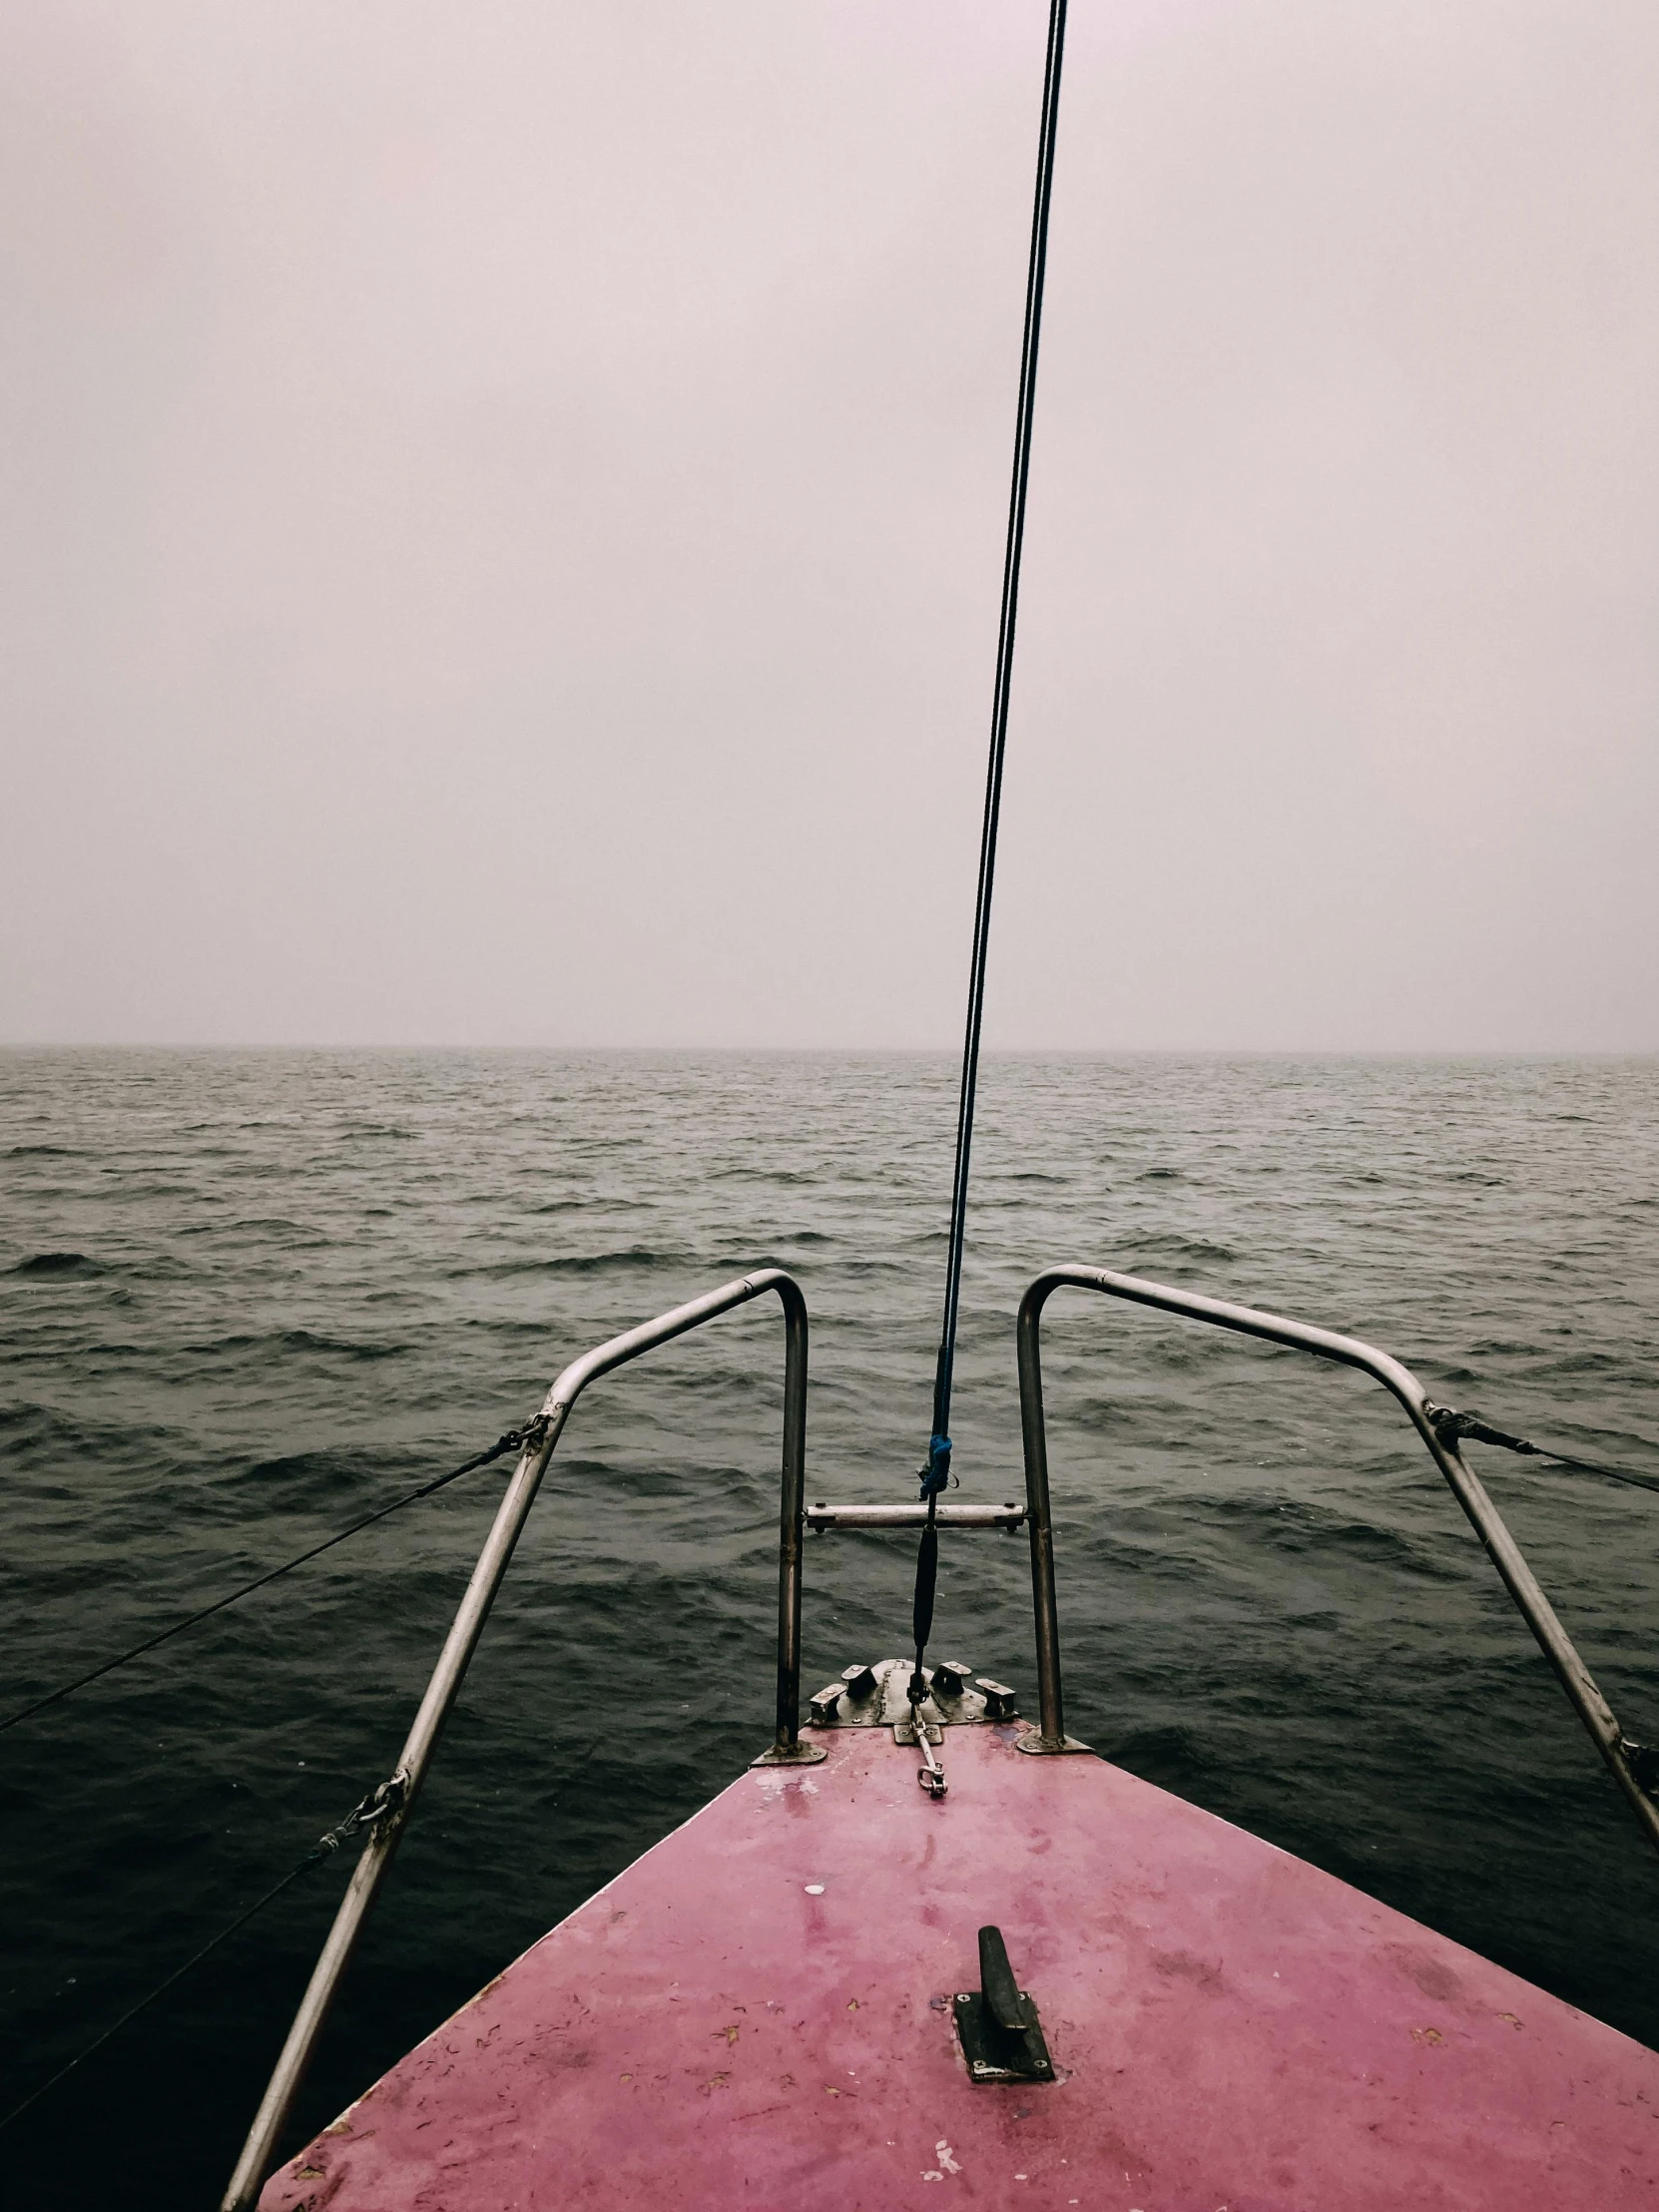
[910,0,1070,1717]
[0,1772,407,2137]
[0,1418,545,1737]
[1426,1404,1659,1495]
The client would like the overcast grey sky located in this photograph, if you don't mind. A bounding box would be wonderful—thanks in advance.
[2,1,1655,1050]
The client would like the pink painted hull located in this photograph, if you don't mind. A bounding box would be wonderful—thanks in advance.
[263,1728,1659,2209]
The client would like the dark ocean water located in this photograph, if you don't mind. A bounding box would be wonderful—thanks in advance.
[3,1048,1657,2207]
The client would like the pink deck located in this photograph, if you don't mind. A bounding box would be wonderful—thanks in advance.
[263,1726,1659,2209]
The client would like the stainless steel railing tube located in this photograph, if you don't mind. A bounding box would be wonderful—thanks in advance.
[223,1267,811,2212]
[1015,1264,1659,1855]
[769,1268,813,1761]
[1015,1282,1068,1751]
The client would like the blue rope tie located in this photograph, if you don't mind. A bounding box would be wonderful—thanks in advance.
[918,1434,952,1500]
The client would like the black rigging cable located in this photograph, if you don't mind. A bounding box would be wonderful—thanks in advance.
[909,0,1069,1711]
[0,1775,406,2136]
[0,1729,606,2140]
[0,1419,543,1737]
[1427,1404,1659,1496]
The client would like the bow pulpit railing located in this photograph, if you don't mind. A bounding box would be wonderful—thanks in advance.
[222,1268,815,2212]
[1013,1265,1659,1860]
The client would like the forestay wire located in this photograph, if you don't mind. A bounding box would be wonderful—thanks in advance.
[909,0,1070,1709]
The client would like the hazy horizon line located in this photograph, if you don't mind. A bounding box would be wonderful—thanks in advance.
[3,1039,1656,1062]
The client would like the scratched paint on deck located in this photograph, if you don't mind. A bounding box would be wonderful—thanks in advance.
[263,1727,1659,2210]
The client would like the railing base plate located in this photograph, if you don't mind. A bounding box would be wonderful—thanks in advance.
[1014,1730,1092,1756]
[751,1739,829,1767]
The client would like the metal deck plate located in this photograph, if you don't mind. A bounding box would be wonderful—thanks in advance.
[260,1728,1659,2211]
[951,1989,1056,2084]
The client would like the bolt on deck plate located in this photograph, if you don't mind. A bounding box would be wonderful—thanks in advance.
[952,1989,1056,2083]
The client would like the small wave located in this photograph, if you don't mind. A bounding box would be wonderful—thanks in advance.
[243,1449,372,1490]
[453,1246,680,1279]
[0,1398,107,1451]
[1535,1348,1643,1382]
[526,1197,652,1216]
[176,1216,327,1244]
[707,1167,816,1185]
[1107,1723,1204,1788]
[185,1329,409,1363]
[275,1328,410,1362]
[1246,1501,1468,1583]
[1128,1235,1238,1265]
[12,1252,107,1277]
[7,1143,81,1158]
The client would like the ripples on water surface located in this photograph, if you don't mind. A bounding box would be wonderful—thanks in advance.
[2,1049,1657,2205]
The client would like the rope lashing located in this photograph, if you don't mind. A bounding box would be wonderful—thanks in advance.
[0,1772,409,2136]
[1426,1403,1659,1496]
[919,1433,952,1502]
[1,1415,549,1737]
[906,0,1069,1711]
